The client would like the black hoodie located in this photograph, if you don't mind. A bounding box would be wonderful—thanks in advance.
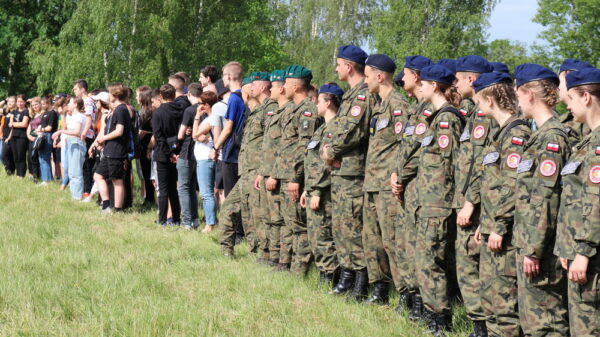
[152,95,190,162]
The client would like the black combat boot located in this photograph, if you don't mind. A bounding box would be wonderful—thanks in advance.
[272,262,290,272]
[365,281,390,305]
[347,269,369,302]
[409,293,423,321]
[425,309,451,337]
[468,321,488,337]
[395,290,413,314]
[330,268,355,295]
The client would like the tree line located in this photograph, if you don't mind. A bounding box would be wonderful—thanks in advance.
[0,0,598,97]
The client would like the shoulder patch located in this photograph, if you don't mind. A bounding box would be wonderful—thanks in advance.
[357,95,366,101]
[459,109,467,116]
[596,146,600,155]
[439,121,449,129]
[423,110,432,117]
[472,125,486,139]
[266,111,274,116]
[511,137,524,146]
[393,110,402,116]
[590,165,600,184]
[506,153,521,169]
[350,105,362,117]
[546,143,560,152]
[438,135,450,149]
[415,123,427,135]
[477,110,485,117]
[303,111,313,117]
[539,159,557,177]
[394,122,403,134]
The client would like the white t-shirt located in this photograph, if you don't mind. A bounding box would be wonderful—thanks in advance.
[83,97,97,139]
[194,118,214,161]
[66,113,87,138]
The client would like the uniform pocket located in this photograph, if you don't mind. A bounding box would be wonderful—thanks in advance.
[580,272,599,305]
[502,247,518,277]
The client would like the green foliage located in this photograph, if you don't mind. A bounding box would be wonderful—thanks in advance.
[371,0,497,68]
[533,0,600,68]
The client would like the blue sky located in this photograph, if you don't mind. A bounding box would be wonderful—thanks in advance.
[487,0,546,45]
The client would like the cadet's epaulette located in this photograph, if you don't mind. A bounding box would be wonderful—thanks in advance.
[511,137,524,146]
[459,109,467,116]
[477,110,485,117]
[357,95,366,101]
[439,121,449,129]
[423,110,432,117]
[303,111,313,117]
[393,110,402,116]
[596,146,600,155]
[546,143,560,152]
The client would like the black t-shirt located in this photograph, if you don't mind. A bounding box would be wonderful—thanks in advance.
[40,109,59,133]
[2,111,12,138]
[103,104,132,158]
[179,104,197,160]
[11,109,29,138]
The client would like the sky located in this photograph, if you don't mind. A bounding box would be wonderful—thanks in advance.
[487,0,546,46]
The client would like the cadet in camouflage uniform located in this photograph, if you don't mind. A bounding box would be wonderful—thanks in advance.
[557,59,594,149]
[555,69,600,337]
[256,70,290,266]
[397,65,465,335]
[390,55,434,317]
[513,64,570,336]
[452,55,495,337]
[300,83,342,283]
[273,65,321,275]
[361,54,410,305]
[322,45,374,300]
[472,72,530,337]
[236,72,273,255]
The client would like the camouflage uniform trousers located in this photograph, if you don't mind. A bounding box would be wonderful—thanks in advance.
[239,171,260,254]
[455,217,485,321]
[567,255,600,337]
[280,179,310,273]
[395,180,418,293]
[480,234,521,337]
[263,178,285,262]
[363,191,401,286]
[331,175,366,271]
[516,250,569,336]
[415,208,457,314]
[219,180,242,254]
[306,189,337,273]
[255,177,271,260]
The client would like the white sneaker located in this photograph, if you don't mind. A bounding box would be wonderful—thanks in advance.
[37,182,48,187]
[82,194,94,203]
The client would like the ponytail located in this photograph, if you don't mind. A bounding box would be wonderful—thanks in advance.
[439,83,461,107]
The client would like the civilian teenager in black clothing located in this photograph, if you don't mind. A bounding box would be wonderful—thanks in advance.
[1,96,16,173]
[153,84,183,225]
[177,82,202,229]
[8,95,30,177]
[135,85,151,204]
[93,83,132,213]
[200,65,219,94]
[138,88,159,207]
[26,97,43,181]
[38,97,57,184]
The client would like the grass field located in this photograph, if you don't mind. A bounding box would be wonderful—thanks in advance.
[0,171,472,336]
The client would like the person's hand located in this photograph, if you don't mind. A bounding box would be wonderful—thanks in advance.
[209,149,217,161]
[8,122,13,128]
[474,225,482,245]
[146,149,152,160]
[321,144,331,161]
[523,255,540,278]
[80,133,86,141]
[560,257,568,270]
[457,201,475,227]
[488,232,503,252]
[88,145,95,158]
[266,177,278,191]
[254,175,262,191]
[123,159,130,170]
[288,182,300,202]
[568,254,589,285]
[170,154,177,164]
[185,127,192,136]
[310,195,320,210]
[299,191,307,208]
[96,134,105,144]
[52,131,61,141]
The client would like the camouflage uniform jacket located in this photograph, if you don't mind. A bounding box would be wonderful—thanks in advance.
[514,116,570,259]
[324,80,377,177]
[238,98,277,174]
[452,97,497,208]
[259,101,293,177]
[402,103,465,215]
[560,111,590,150]
[479,115,531,236]
[555,127,600,260]
[273,97,321,183]
[304,121,337,197]
[364,90,410,192]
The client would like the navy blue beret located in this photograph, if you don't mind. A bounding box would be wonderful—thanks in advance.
[437,59,457,74]
[491,62,510,74]
[473,72,513,93]
[366,54,397,73]
[404,56,433,72]
[337,45,368,65]
[566,68,600,89]
[559,58,594,73]
[394,71,404,86]
[456,55,493,73]
[514,63,559,87]
[319,84,344,98]
[420,65,456,85]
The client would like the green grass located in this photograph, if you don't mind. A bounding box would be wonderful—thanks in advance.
[0,171,472,337]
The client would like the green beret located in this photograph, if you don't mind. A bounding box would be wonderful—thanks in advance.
[242,76,253,86]
[270,70,286,82]
[252,72,271,82]
[284,65,313,81]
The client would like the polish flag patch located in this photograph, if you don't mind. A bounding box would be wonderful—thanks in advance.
[357,95,366,101]
[423,110,432,117]
[439,121,449,129]
[546,143,560,152]
[393,110,402,116]
[459,109,467,116]
[477,110,485,117]
[512,137,524,146]
[266,111,274,116]
[596,146,600,155]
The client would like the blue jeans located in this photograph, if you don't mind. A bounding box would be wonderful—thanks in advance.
[67,137,85,200]
[177,158,198,226]
[196,159,216,225]
[61,140,70,186]
[38,133,53,182]
[0,139,4,165]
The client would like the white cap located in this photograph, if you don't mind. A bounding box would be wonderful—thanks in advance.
[91,92,110,104]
